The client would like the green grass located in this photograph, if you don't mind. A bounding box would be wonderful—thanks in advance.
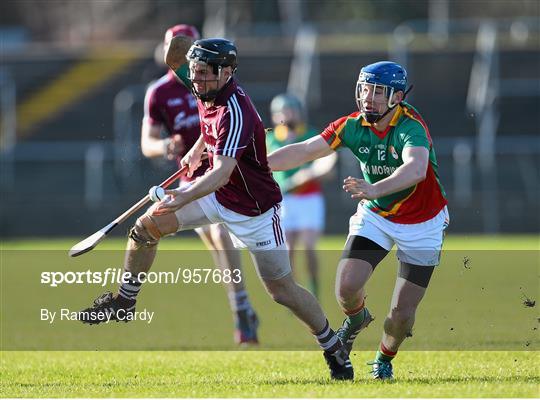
[1,351,538,397]
[1,235,539,397]
[2,233,539,250]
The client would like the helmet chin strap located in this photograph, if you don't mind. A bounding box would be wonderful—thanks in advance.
[363,111,385,124]
[191,67,233,102]
[359,85,414,124]
[197,88,219,102]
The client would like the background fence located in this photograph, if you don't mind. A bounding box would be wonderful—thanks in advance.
[1,0,539,236]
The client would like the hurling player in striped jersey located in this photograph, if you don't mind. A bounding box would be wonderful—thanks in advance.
[79,37,355,381]
[141,24,259,345]
[268,61,449,380]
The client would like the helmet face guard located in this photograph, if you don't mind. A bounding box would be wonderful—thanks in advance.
[186,39,237,102]
[355,62,409,124]
[187,60,223,102]
[355,80,399,124]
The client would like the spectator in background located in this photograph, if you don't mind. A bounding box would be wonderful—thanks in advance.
[266,94,336,299]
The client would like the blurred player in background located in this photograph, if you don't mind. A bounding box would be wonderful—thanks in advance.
[79,37,354,380]
[268,61,448,380]
[266,94,336,299]
[140,24,258,345]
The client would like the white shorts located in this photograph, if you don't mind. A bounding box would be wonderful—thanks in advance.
[174,192,286,251]
[179,180,215,238]
[281,193,325,232]
[348,205,450,266]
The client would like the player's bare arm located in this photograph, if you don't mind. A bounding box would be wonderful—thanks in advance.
[153,155,237,215]
[268,135,333,171]
[141,123,164,157]
[179,135,206,177]
[343,146,429,200]
[141,123,184,160]
[282,153,337,191]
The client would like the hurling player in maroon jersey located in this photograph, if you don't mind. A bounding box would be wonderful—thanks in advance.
[78,37,354,380]
[140,25,259,345]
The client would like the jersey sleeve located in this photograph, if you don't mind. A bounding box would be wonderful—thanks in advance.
[215,102,255,160]
[401,121,430,150]
[143,85,162,126]
[320,115,349,150]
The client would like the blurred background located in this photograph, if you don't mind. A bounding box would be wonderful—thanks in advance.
[1,0,539,237]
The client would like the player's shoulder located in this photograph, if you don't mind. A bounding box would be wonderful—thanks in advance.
[400,103,427,126]
[224,84,259,120]
[330,111,363,132]
[227,84,251,106]
[396,103,427,132]
[397,103,432,145]
[146,74,172,93]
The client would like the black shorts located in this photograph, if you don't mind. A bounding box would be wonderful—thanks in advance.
[341,235,388,270]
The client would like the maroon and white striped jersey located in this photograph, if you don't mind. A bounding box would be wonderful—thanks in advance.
[198,79,282,216]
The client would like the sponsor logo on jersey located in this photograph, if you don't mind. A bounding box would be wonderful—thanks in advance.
[360,163,368,175]
[173,112,199,130]
[389,145,399,159]
[358,147,369,153]
[256,240,271,247]
[188,97,198,109]
[167,98,183,106]
[366,164,397,176]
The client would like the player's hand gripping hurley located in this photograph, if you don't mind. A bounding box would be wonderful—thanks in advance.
[69,160,197,257]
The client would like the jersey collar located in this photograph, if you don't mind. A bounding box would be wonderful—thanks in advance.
[362,105,403,139]
[212,78,237,106]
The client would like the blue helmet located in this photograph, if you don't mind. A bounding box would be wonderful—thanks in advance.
[358,61,407,92]
[356,61,409,123]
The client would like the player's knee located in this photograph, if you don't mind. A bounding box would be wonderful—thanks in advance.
[128,215,164,248]
[269,288,289,306]
[265,281,293,307]
[336,278,360,303]
[302,230,319,250]
[270,292,287,306]
[336,260,364,301]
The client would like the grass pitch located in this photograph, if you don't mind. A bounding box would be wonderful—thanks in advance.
[1,235,538,397]
[1,351,538,397]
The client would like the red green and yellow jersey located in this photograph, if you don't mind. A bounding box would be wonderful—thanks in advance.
[320,102,447,224]
[266,125,322,195]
